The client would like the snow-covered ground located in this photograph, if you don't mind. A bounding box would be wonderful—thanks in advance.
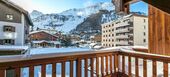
[30,47,92,54]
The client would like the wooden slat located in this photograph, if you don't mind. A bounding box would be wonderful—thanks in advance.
[163,62,168,77]
[135,58,139,77]
[106,56,109,75]
[41,64,46,77]
[52,63,56,77]
[96,57,99,77]
[101,56,104,76]
[84,58,88,77]
[0,70,5,77]
[143,59,147,77]
[62,62,65,77]
[122,56,125,73]
[110,55,113,74]
[114,54,119,73]
[76,59,82,77]
[70,60,74,77]
[90,58,94,77]
[128,56,131,77]
[29,66,34,77]
[15,68,21,77]
[152,61,157,77]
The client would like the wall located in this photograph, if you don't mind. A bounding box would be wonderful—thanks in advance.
[133,15,148,46]
[0,2,21,23]
[149,5,170,55]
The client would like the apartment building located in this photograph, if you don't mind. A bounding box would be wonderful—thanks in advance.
[102,14,148,48]
[0,0,33,46]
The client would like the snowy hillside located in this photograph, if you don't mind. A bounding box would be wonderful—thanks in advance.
[30,2,115,33]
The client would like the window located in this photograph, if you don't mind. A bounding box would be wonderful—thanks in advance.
[4,39,15,45]
[3,26,15,32]
[144,32,146,36]
[144,19,146,23]
[144,25,146,29]
[143,39,146,43]
[6,14,13,20]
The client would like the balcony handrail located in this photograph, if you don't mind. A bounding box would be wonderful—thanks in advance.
[0,49,120,63]
[0,47,170,77]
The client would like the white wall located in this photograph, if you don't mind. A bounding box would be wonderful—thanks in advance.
[133,16,148,46]
[0,14,25,46]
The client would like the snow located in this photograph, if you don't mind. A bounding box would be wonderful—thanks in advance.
[0,45,29,50]
[32,40,61,44]
[30,47,92,54]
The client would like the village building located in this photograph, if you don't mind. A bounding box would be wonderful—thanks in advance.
[29,30,61,48]
[0,0,33,46]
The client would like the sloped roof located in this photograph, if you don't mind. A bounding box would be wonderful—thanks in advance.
[29,30,59,38]
[1,0,33,26]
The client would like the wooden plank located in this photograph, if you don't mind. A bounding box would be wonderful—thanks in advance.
[41,64,46,77]
[52,63,56,77]
[114,54,119,72]
[101,56,104,76]
[90,58,94,77]
[122,55,125,73]
[143,59,147,77]
[76,59,82,77]
[128,56,131,77]
[0,69,5,77]
[15,68,21,77]
[135,58,139,77]
[105,55,109,75]
[62,62,65,77]
[70,60,74,77]
[152,61,157,77]
[163,62,168,77]
[84,58,88,77]
[96,57,99,77]
[29,66,34,77]
[110,55,113,74]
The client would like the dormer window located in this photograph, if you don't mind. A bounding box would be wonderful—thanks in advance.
[3,26,15,32]
[6,14,13,20]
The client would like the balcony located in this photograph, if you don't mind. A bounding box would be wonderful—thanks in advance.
[0,48,169,77]
[2,32,17,39]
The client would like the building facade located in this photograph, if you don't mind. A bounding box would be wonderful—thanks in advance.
[102,14,148,48]
[29,30,61,48]
[0,0,33,46]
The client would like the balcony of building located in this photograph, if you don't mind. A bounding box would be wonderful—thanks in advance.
[0,48,170,77]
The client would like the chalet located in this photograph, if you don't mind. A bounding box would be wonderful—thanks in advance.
[0,0,33,46]
[29,30,61,48]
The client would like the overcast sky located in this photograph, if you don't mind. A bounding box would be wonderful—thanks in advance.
[9,0,148,14]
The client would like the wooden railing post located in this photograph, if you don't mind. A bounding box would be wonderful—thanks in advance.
[76,58,82,77]
[70,60,74,77]
[52,63,56,77]
[0,69,5,77]
[152,61,157,77]
[90,58,94,77]
[114,53,119,73]
[163,62,168,77]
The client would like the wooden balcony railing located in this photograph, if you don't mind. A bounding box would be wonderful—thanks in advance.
[0,49,169,77]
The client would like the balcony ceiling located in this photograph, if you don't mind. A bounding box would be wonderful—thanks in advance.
[124,0,170,14]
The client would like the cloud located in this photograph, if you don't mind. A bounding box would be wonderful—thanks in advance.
[83,0,94,7]
[9,0,34,12]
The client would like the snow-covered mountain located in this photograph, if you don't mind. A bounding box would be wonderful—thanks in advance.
[30,2,115,33]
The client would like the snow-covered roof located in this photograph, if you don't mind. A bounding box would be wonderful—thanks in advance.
[32,41,61,44]
[29,30,58,38]
[0,45,29,51]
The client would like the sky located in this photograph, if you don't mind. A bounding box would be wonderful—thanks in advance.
[10,0,148,14]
